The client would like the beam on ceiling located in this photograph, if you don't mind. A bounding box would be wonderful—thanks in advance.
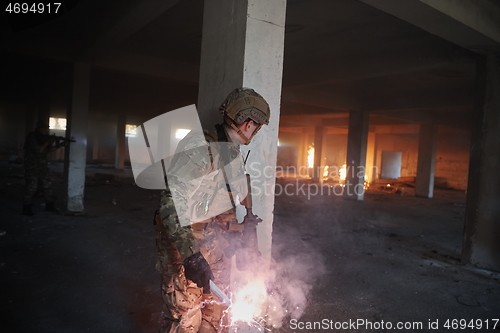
[282,88,358,112]
[78,0,181,63]
[285,51,472,89]
[93,52,199,83]
[281,100,349,115]
[359,0,500,53]
[373,108,473,130]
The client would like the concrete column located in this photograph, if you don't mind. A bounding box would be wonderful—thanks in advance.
[198,0,286,264]
[91,113,100,162]
[64,62,90,212]
[374,133,382,180]
[23,102,37,155]
[415,124,437,198]
[365,132,376,184]
[344,111,369,201]
[92,131,99,162]
[115,112,126,170]
[312,126,324,181]
[320,127,328,184]
[17,111,26,156]
[463,54,500,272]
[297,128,309,175]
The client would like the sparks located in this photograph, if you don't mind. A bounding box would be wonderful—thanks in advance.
[230,279,267,324]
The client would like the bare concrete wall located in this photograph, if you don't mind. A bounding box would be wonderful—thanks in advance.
[434,130,470,190]
[87,112,118,164]
[277,131,300,169]
[84,109,179,167]
[0,102,26,160]
[374,131,469,189]
[324,134,348,168]
[374,134,419,179]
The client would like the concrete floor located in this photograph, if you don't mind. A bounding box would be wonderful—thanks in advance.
[1,162,499,333]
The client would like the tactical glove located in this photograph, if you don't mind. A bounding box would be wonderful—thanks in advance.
[183,252,214,294]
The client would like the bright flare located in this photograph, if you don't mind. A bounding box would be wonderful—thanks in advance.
[339,164,347,181]
[230,279,267,324]
[307,146,314,169]
[323,165,329,181]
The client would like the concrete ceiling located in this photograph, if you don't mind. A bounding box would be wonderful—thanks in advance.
[0,0,481,129]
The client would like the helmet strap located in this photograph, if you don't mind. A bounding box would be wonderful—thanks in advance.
[247,124,263,142]
[224,115,252,145]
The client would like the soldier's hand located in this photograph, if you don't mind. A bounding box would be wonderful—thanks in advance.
[183,252,214,294]
[243,208,262,225]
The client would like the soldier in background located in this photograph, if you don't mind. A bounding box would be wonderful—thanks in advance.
[155,88,270,333]
[22,121,66,216]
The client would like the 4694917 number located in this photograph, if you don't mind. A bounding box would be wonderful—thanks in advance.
[443,319,499,330]
[5,3,61,14]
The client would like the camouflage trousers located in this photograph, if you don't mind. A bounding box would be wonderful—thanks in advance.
[23,162,53,205]
[156,220,232,333]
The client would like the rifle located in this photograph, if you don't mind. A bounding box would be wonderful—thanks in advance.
[38,133,76,148]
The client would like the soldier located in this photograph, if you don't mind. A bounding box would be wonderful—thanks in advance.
[22,121,66,216]
[155,88,270,333]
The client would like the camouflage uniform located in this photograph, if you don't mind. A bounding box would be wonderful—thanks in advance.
[155,127,246,333]
[23,132,54,205]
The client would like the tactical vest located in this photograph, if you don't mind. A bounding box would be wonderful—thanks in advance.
[166,126,247,228]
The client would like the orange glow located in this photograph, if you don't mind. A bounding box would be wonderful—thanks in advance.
[323,165,329,181]
[230,279,267,324]
[307,146,314,168]
[339,164,347,181]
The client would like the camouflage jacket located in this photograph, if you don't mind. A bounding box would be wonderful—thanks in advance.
[23,132,53,169]
[158,125,248,260]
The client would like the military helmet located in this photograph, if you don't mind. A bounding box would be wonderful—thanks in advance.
[219,88,270,125]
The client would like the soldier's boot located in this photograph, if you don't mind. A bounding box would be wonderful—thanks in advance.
[45,202,59,214]
[22,205,35,216]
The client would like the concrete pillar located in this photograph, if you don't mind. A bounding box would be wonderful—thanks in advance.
[115,112,126,170]
[415,124,437,198]
[198,0,286,264]
[23,102,37,152]
[91,113,101,162]
[297,128,309,175]
[365,132,376,184]
[64,62,90,212]
[463,54,500,272]
[344,111,369,201]
[312,126,324,181]
[374,133,382,180]
[92,131,99,162]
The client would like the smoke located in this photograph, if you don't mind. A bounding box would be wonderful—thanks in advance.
[265,253,326,328]
[229,250,326,330]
